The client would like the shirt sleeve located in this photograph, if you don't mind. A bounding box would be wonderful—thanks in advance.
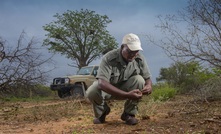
[139,54,152,80]
[96,56,112,82]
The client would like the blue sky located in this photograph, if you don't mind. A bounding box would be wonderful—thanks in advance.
[0,0,188,83]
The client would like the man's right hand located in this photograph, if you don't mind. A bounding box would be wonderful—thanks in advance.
[98,79,143,100]
[126,89,143,100]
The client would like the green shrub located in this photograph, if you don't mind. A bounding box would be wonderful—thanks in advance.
[151,83,176,101]
[195,76,221,101]
[156,61,220,94]
[0,84,54,99]
[1,96,54,102]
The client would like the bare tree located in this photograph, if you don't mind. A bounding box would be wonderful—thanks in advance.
[0,31,54,96]
[0,40,5,62]
[149,0,221,68]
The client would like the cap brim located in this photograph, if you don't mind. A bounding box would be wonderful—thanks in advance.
[127,43,143,51]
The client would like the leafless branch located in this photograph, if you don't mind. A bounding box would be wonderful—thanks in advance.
[151,0,221,68]
[0,31,54,93]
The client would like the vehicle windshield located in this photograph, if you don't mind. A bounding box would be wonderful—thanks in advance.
[77,66,93,75]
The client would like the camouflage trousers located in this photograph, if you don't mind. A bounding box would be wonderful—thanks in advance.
[86,75,145,118]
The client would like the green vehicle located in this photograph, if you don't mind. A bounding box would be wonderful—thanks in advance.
[50,65,99,98]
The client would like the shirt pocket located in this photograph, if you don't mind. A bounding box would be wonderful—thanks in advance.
[131,66,140,76]
[110,73,120,84]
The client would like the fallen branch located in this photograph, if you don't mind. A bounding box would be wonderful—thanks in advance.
[204,118,221,124]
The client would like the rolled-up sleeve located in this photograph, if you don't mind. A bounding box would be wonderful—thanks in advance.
[139,54,151,80]
[96,56,112,82]
[142,59,151,80]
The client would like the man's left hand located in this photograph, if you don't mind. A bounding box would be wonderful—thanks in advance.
[141,85,152,95]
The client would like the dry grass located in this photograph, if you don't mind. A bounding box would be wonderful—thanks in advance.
[0,95,221,134]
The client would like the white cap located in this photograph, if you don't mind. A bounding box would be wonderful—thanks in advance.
[122,33,143,51]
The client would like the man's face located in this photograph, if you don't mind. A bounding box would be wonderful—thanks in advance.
[121,45,139,62]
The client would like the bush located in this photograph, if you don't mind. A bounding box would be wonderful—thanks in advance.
[156,61,220,94]
[194,76,221,101]
[151,83,177,101]
[0,84,54,99]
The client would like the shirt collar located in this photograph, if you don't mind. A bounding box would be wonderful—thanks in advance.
[116,48,143,66]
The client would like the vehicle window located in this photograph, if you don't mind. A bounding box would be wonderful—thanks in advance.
[93,66,99,76]
[77,66,93,75]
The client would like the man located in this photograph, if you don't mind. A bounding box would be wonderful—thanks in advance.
[86,33,152,125]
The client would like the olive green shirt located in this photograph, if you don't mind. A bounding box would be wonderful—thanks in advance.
[97,48,151,85]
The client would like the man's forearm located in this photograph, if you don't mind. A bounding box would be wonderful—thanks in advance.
[97,78,128,98]
[141,78,152,95]
[145,78,152,87]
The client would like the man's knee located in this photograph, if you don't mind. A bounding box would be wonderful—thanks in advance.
[86,81,97,97]
[131,75,145,84]
[86,81,101,101]
[127,75,145,89]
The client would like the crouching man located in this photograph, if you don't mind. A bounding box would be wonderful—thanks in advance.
[86,33,152,125]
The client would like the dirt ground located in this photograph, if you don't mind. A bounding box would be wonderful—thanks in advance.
[0,95,221,134]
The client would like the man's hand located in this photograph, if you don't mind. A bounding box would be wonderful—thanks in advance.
[141,85,152,95]
[141,79,152,95]
[126,89,143,100]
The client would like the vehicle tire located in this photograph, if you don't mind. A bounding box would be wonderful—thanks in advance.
[58,90,70,98]
[57,90,64,98]
[70,85,84,98]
